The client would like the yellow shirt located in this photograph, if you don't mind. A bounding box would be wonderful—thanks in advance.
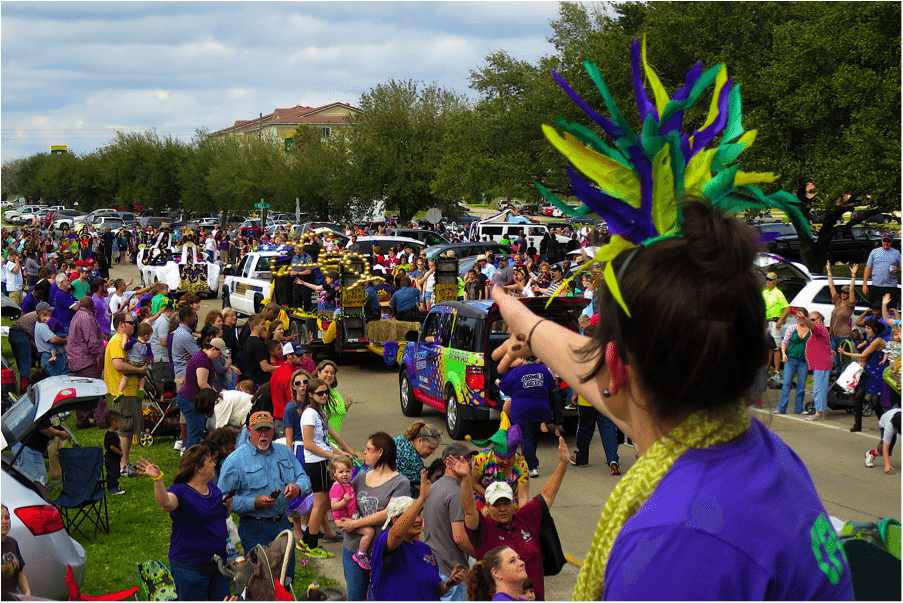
[104,333,138,396]
[762,287,788,320]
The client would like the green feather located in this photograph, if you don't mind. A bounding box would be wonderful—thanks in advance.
[659,64,723,125]
[723,84,743,143]
[554,118,630,167]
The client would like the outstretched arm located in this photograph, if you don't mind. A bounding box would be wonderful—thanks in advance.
[539,436,570,509]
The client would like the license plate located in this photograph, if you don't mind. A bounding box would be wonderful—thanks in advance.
[318,330,326,338]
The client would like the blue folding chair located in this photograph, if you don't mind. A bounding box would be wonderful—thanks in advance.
[53,447,109,540]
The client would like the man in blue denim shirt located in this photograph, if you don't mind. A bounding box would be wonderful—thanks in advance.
[389,276,422,322]
[218,411,311,584]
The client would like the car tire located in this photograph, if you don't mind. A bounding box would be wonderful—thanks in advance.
[882,216,891,224]
[445,388,471,440]
[399,369,422,417]
[221,287,231,310]
[253,294,264,314]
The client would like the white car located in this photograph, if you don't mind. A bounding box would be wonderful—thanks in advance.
[2,376,105,598]
[784,277,871,332]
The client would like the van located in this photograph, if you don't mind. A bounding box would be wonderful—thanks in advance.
[472,221,568,250]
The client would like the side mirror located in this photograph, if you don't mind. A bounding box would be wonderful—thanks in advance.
[405,330,420,342]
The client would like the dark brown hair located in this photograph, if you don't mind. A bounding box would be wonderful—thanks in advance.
[173,445,211,483]
[367,431,397,471]
[580,201,767,422]
[466,546,511,601]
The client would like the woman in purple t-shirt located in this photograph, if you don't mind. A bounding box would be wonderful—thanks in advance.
[138,447,230,601]
[466,546,528,601]
[177,340,226,448]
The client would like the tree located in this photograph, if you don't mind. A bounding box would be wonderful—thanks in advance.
[349,80,466,223]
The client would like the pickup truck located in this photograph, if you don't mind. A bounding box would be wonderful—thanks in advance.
[223,248,374,358]
[222,251,282,316]
[385,296,588,440]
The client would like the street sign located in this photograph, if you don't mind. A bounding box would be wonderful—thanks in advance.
[255,202,271,209]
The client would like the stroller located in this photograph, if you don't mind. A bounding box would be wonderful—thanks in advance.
[137,368,181,448]
[805,347,876,417]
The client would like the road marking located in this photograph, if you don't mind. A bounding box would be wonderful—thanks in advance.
[749,407,878,438]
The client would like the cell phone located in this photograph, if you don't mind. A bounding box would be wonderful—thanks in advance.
[270,489,282,499]
[223,488,237,500]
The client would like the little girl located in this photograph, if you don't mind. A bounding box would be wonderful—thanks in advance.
[1,504,30,598]
[329,455,373,570]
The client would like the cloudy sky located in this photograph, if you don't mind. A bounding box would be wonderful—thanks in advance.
[1,0,568,164]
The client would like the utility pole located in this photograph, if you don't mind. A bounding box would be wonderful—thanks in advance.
[258,113,262,139]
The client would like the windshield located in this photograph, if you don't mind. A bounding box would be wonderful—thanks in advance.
[1,389,38,448]
[758,224,797,236]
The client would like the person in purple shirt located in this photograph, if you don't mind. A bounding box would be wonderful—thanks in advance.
[369,475,466,601]
[137,447,230,601]
[177,340,226,449]
[51,273,78,334]
[490,201,855,600]
[465,546,529,601]
[89,278,112,338]
[19,287,43,315]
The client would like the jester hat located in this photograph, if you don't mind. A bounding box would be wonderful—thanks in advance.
[467,411,523,457]
[538,37,810,316]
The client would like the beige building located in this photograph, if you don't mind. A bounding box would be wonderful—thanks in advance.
[211,102,363,145]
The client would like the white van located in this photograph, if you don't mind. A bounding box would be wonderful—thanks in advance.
[471,221,570,251]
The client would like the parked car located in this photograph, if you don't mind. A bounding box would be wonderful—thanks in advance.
[424,242,514,261]
[391,297,588,439]
[8,206,47,225]
[1,376,107,598]
[72,208,118,227]
[851,209,894,225]
[92,216,125,230]
[116,212,137,228]
[784,277,870,332]
[747,212,783,224]
[137,216,174,230]
[388,228,449,246]
[46,209,85,229]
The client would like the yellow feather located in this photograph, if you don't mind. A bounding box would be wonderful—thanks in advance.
[543,125,642,208]
[683,148,717,196]
[642,36,670,120]
[734,171,780,186]
[651,145,677,235]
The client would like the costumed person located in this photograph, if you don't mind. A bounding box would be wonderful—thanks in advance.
[468,413,530,510]
[489,38,853,600]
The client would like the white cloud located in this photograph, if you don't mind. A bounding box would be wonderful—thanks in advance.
[1,1,562,163]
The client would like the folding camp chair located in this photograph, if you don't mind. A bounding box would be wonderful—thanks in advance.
[66,565,138,601]
[53,447,109,540]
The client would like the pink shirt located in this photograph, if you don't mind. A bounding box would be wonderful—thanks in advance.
[805,323,832,371]
[329,482,358,520]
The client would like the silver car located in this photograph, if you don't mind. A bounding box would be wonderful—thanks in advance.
[1,376,107,598]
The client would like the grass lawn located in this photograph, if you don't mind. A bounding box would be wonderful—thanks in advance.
[43,417,338,597]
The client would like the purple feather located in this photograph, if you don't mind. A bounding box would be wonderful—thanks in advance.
[626,144,659,242]
[630,40,658,123]
[551,71,619,140]
[661,61,703,134]
[754,231,783,245]
[680,133,692,166]
[689,77,732,157]
[566,167,636,236]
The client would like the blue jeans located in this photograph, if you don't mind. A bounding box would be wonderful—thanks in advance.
[8,328,32,379]
[830,335,851,371]
[343,546,372,600]
[440,572,467,601]
[778,357,808,413]
[169,558,231,601]
[238,516,295,583]
[176,393,206,449]
[519,423,539,471]
[812,369,831,413]
[12,443,47,485]
[41,351,69,377]
[574,405,619,466]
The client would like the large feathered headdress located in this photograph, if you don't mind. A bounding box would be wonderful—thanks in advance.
[538,37,809,316]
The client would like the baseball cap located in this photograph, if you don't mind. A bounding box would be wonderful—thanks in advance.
[765,272,778,281]
[35,302,52,312]
[209,338,227,353]
[248,411,274,430]
[485,481,515,505]
[282,342,309,356]
[441,442,476,461]
[382,496,416,530]
[550,264,563,272]
[476,254,487,261]
[882,234,893,242]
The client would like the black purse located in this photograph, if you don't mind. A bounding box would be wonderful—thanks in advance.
[537,495,567,576]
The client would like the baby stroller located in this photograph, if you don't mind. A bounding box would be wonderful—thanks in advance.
[805,352,874,417]
[137,369,181,447]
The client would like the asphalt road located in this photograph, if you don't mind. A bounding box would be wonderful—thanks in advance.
[110,260,900,600]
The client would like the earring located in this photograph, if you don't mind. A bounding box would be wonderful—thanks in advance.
[603,389,611,398]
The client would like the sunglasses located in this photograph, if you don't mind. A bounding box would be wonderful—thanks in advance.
[293,379,309,387]
[312,390,330,396]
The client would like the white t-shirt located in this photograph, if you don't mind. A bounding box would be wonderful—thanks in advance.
[5,260,22,291]
[880,408,901,444]
[204,237,217,253]
[109,290,136,316]
[300,406,331,464]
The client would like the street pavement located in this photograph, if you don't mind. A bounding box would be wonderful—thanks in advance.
[109,260,900,600]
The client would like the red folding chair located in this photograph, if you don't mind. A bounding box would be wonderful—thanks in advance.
[65,565,139,601]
